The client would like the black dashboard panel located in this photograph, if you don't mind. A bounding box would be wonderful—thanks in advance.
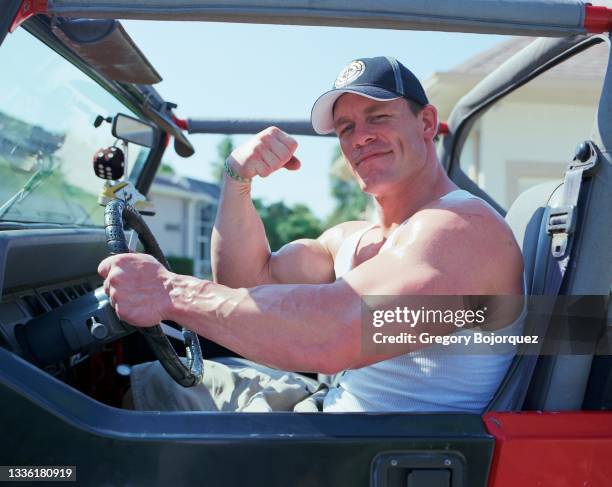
[0,227,108,293]
[0,228,109,354]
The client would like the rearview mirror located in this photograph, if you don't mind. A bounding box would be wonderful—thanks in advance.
[111,114,157,148]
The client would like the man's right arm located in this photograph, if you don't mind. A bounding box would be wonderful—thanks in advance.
[211,127,337,288]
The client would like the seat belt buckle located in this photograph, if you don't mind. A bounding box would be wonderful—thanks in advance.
[547,205,576,234]
[547,205,575,258]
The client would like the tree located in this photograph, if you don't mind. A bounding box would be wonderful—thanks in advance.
[158,163,175,175]
[325,145,370,227]
[211,136,234,183]
[253,199,322,251]
[277,203,322,247]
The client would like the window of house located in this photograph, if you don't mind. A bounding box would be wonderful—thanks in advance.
[194,202,216,278]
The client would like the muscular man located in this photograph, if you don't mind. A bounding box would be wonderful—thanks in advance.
[99,57,524,412]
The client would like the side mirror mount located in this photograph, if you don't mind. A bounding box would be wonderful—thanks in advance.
[111,114,158,148]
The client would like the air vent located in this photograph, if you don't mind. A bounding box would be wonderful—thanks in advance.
[53,289,69,305]
[21,295,46,316]
[64,287,78,300]
[41,291,60,309]
[18,281,95,317]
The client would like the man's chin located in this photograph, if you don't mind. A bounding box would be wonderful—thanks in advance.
[358,179,390,197]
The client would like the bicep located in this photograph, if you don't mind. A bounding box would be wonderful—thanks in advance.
[341,246,444,296]
[266,238,336,284]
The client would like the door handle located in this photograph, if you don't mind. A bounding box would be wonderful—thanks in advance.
[371,451,465,487]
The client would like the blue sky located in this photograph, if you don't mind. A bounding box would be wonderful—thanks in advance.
[123,20,508,218]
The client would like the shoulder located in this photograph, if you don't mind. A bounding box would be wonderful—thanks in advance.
[318,220,372,259]
[392,195,523,294]
[397,194,512,247]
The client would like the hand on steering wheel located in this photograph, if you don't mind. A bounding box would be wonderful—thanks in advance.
[103,198,203,387]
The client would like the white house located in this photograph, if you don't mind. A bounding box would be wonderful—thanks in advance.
[425,37,607,208]
[145,174,220,278]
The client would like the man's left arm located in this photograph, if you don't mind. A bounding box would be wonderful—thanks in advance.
[98,208,522,374]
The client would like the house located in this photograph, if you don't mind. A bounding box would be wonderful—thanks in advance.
[145,174,220,278]
[425,37,607,208]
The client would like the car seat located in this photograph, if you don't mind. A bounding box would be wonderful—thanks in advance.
[487,143,611,411]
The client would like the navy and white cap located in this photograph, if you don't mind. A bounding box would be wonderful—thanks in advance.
[311,56,429,135]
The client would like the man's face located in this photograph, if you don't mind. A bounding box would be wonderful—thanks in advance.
[332,94,433,196]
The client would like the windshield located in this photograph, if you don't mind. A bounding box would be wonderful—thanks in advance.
[0,28,152,226]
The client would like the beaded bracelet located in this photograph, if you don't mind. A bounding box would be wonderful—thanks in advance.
[224,159,252,183]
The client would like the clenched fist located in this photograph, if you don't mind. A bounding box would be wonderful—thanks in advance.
[226,126,301,180]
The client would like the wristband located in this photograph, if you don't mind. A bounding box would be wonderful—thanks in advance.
[224,159,252,183]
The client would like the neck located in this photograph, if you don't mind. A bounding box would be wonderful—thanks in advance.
[373,153,457,235]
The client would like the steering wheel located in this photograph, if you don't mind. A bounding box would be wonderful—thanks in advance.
[104,199,204,387]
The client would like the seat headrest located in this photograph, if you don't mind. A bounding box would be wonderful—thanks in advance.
[505,180,563,295]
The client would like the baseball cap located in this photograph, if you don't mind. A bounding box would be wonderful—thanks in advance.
[311,56,429,135]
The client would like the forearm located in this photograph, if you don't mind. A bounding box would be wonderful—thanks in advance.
[211,175,273,287]
[166,275,361,374]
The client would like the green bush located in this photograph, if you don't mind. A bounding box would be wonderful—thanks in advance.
[253,199,323,251]
[167,256,194,275]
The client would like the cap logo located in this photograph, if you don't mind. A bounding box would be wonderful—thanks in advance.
[334,60,365,88]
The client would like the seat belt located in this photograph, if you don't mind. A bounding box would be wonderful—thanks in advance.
[488,140,600,411]
[537,140,599,296]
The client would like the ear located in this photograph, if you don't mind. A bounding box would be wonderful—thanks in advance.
[420,105,439,140]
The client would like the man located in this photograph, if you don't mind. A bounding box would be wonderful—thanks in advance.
[99,57,524,412]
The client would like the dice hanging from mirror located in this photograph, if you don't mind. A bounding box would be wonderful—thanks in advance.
[93,146,125,180]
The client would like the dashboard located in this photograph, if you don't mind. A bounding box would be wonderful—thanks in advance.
[0,227,134,374]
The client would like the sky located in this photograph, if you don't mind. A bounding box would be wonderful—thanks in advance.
[122,20,509,219]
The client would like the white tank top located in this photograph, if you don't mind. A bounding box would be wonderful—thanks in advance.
[323,189,526,412]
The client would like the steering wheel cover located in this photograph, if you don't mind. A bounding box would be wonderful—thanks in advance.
[104,198,204,387]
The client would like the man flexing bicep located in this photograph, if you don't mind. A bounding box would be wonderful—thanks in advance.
[212,126,340,287]
[99,55,525,413]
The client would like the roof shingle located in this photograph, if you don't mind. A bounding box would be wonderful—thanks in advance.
[449,37,607,81]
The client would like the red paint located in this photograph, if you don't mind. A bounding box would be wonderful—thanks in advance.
[9,0,47,33]
[437,122,449,136]
[484,411,612,487]
[584,5,612,33]
[172,116,188,131]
